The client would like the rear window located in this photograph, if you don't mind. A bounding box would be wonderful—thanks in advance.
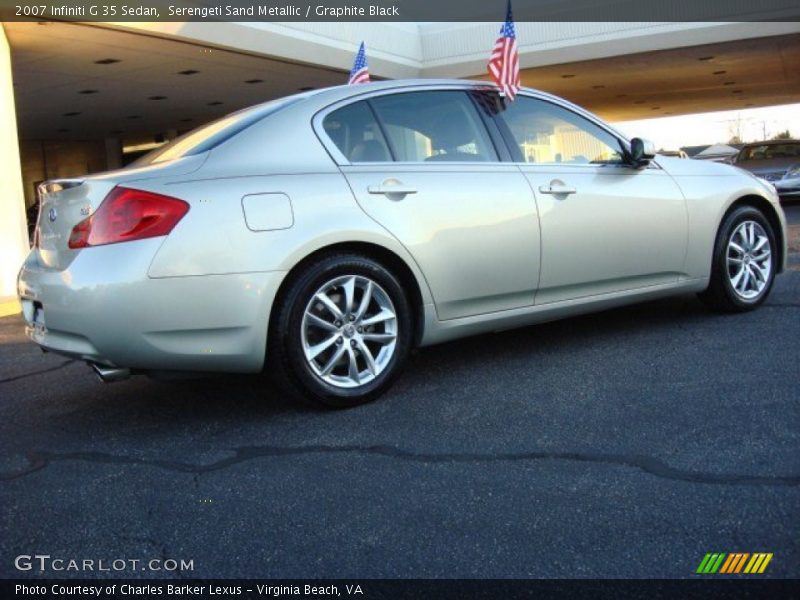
[738,143,800,161]
[133,97,300,166]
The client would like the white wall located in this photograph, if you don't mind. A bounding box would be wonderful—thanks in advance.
[0,25,28,306]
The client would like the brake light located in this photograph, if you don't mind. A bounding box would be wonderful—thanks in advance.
[68,187,189,249]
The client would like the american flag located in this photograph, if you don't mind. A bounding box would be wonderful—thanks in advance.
[348,42,370,85]
[488,1,520,100]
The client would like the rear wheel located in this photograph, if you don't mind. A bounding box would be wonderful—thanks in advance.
[269,254,412,408]
[698,205,776,312]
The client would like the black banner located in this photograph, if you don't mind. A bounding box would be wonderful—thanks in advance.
[2,579,800,600]
[1,0,800,22]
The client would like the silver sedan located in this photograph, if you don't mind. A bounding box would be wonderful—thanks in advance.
[17,80,788,407]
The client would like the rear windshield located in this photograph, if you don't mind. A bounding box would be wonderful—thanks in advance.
[133,96,300,166]
[738,143,800,161]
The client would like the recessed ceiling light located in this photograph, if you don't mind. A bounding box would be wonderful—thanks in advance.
[62,111,81,117]
[178,69,199,75]
[78,89,98,95]
[561,74,575,79]
[148,95,167,100]
[244,79,264,84]
[127,115,142,119]
[712,70,727,75]
[698,56,714,61]
[95,58,120,65]
[208,101,223,105]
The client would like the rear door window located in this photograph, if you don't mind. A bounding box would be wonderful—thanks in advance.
[369,91,498,162]
[322,101,392,163]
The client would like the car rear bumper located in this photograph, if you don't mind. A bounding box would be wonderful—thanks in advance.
[17,240,286,373]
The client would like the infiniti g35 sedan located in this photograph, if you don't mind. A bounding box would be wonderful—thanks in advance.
[18,80,788,407]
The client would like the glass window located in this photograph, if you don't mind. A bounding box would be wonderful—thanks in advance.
[135,97,299,166]
[369,91,498,162]
[500,97,625,165]
[738,143,800,161]
[322,101,392,162]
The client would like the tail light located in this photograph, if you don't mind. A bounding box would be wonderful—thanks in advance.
[68,187,189,249]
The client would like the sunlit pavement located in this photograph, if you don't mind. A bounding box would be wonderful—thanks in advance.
[1,254,798,578]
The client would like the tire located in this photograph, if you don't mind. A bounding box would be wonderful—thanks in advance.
[269,253,413,408]
[698,205,777,312]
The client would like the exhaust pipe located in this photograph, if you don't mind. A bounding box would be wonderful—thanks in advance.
[90,363,131,383]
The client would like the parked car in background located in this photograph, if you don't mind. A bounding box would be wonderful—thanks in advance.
[17,80,789,407]
[732,140,800,201]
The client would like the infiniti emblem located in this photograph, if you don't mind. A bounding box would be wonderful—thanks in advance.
[48,207,57,222]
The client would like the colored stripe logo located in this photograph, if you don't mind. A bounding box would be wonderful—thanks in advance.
[696,553,772,574]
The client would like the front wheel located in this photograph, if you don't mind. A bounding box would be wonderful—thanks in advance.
[269,254,413,408]
[698,205,777,312]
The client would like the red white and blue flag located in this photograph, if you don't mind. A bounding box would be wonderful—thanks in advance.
[348,42,370,85]
[488,1,520,100]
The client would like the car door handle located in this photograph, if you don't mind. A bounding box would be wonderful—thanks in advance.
[368,182,417,197]
[538,184,577,195]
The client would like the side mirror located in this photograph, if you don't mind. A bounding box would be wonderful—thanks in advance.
[629,137,656,167]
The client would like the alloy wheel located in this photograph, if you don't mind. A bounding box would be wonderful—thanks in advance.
[301,275,398,388]
[726,220,772,300]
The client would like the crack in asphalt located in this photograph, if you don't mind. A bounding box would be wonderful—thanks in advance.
[1,445,798,487]
[0,359,77,384]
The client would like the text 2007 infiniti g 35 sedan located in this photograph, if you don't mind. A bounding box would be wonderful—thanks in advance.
[18,80,788,407]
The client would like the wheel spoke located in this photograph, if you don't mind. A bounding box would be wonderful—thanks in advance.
[320,343,347,375]
[361,308,396,326]
[752,248,771,261]
[306,334,339,361]
[750,262,768,284]
[729,241,745,255]
[305,312,337,332]
[730,266,745,288]
[356,339,378,375]
[342,276,356,316]
[361,332,396,344]
[739,268,751,292]
[316,292,343,320]
[355,280,373,321]
[747,223,755,247]
[753,236,768,252]
[727,256,743,265]
[346,346,360,383]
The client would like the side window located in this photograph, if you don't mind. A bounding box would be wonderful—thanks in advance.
[369,91,498,162]
[500,97,625,165]
[322,101,391,162]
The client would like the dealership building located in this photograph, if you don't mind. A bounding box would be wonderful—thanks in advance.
[1,19,799,313]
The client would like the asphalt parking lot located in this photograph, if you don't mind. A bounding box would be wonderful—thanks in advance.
[1,205,799,579]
